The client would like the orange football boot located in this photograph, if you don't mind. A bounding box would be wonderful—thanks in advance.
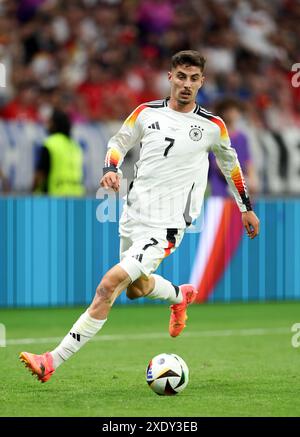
[19,351,55,383]
[169,284,197,337]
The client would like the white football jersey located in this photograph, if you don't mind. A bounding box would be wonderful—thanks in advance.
[104,98,251,229]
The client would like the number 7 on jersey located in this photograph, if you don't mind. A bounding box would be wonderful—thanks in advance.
[163,137,175,157]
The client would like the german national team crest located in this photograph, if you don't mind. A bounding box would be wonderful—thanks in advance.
[189,125,203,141]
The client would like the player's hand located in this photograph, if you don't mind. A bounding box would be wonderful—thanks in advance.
[100,171,120,192]
[242,211,260,239]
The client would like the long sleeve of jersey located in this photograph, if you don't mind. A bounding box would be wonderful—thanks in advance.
[103,105,145,175]
[211,119,252,212]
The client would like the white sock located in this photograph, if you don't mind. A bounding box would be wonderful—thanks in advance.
[146,274,183,304]
[50,310,106,369]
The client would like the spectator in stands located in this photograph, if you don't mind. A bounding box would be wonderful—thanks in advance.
[76,60,108,121]
[208,98,259,196]
[0,166,9,193]
[0,0,299,127]
[0,81,40,122]
[32,108,85,196]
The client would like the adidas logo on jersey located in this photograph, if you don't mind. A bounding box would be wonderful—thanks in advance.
[148,121,160,130]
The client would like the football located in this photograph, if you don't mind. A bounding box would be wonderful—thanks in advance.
[146,353,189,396]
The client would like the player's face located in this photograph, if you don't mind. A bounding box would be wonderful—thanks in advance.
[168,65,204,105]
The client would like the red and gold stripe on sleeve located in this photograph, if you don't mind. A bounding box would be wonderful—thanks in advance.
[210,116,229,140]
[231,165,252,210]
[196,108,229,140]
[125,104,147,127]
[105,148,122,168]
[231,165,246,195]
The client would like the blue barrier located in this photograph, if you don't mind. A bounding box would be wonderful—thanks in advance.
[0,197,299,307]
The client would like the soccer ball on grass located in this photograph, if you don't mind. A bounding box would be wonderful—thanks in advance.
[146,353,189,396]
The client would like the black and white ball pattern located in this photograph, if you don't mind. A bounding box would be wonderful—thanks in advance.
[146,353,189,395]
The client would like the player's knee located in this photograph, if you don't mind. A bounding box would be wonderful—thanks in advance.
[95,275,116,304]
[126,284,142,300]
[126,277,151,299]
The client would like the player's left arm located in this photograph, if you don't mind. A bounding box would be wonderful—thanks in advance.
[211,122,260,239]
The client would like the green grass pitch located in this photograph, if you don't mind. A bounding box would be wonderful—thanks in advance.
[0,301,300,417]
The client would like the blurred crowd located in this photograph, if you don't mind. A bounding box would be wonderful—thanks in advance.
[0,0,300,129]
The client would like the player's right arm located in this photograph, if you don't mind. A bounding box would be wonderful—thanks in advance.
[100,104,146,191]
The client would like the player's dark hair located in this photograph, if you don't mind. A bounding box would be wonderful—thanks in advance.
[49,109,71,137]
[171,50,206,72]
